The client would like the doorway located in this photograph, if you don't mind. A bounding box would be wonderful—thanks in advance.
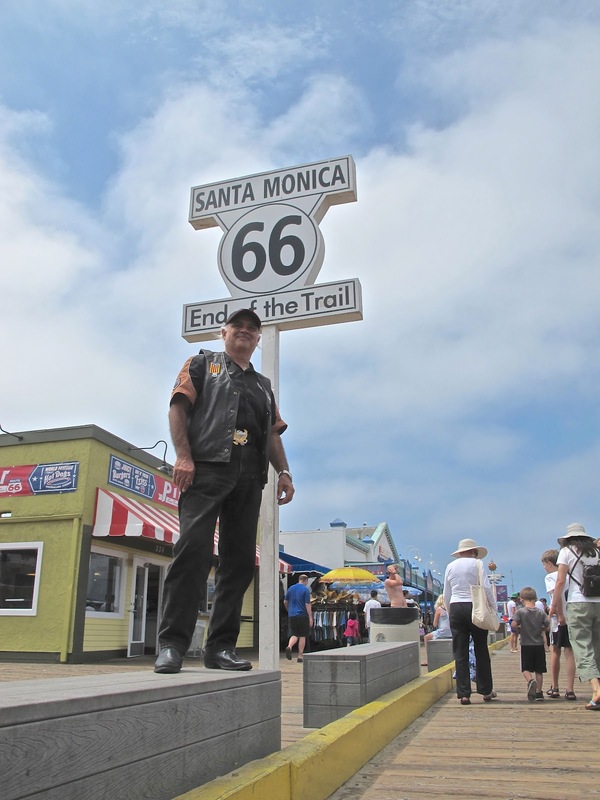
[128,560,162,657]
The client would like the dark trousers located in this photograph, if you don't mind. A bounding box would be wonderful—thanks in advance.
[158,452,263,655]
[449,601,493,698]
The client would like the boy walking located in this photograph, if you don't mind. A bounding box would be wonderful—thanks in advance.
[511,587,550,702]
[541,549,577,700]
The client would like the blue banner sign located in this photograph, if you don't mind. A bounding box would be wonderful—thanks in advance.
[29,462,79,494]
[108,456,157,500]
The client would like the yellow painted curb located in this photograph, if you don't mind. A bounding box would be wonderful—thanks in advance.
[175,640,508,800]
[174,664,455,800]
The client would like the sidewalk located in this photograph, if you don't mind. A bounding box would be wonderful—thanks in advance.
[327,644,600,800]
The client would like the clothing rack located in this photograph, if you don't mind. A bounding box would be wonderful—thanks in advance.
[310,601,359,647]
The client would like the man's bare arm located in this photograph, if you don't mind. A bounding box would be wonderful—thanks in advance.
[269,430,294,506]
[169,395,195,492]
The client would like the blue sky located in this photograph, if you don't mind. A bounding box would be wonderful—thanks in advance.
[2,0,600,600]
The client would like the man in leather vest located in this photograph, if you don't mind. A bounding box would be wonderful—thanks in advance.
[155,308,294,673]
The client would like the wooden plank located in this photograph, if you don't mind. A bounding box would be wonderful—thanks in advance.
[22,719,280,800]
[327,645,600,800]
[0,665,282,800]
[0,668,278,725]
[0,644,428,750]
[1,681,280,796]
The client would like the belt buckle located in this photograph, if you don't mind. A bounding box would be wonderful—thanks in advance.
[233,428,249,446]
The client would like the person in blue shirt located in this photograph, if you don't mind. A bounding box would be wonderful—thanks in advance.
[284,574,313,662]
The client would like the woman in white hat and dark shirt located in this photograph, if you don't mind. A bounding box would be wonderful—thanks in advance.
[550,523,600,709]
[443,538,496,705]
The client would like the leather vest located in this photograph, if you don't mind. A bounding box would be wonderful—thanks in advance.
[187,350,274,485]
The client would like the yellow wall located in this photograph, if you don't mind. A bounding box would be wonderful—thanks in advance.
[0,433,174,660]
[0,438,93,520]
[0,517,81,656]
[237,581,256,648]
[0,430,260,659]
[0,439,91,657]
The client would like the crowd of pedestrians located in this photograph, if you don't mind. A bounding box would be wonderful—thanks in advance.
[283,523,600,713]
[441,522,600,710]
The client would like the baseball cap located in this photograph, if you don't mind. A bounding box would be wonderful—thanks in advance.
[225,308,261,329]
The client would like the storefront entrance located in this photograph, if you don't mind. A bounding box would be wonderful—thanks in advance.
[128,559,163,657]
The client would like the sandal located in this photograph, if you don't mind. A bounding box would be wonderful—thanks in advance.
[546,687,560,698]
[565,690,577,701]
[585,699,600,710]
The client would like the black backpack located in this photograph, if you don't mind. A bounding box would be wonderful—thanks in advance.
[567,547,600,598]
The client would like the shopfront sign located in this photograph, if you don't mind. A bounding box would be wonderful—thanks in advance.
[184,155,361,341]
[108,456,180,509]
[0,462,79,496]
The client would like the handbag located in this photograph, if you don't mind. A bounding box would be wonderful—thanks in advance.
[471,560,500,631]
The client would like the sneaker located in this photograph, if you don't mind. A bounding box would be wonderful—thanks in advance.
[535,692,544,702]
[527,679,537,702]
[285,647,292,661]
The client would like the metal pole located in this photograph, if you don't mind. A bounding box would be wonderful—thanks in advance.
[258,325,280,670]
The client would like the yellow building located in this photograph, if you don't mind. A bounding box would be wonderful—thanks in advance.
[0,425,283,662]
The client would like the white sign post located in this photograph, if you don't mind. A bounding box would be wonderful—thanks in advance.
[185,155,362,669]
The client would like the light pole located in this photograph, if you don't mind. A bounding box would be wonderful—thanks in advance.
[405,546,422,568]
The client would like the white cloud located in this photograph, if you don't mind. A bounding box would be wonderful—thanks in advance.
[265,74,370,157]
[200,24,324,86]
[1,6,599,601]
[287,21,600,433]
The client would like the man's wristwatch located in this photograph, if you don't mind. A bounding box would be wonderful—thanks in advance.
[278,469,293,481]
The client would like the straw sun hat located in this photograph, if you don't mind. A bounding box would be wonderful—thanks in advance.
[557,522,594,547]
[450,538,488,559]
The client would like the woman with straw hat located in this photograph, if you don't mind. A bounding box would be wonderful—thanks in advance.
[549,523,600,709]
[443,538,496,705]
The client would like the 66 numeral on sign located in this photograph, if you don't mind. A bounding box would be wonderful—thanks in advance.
[219,204,321,294]
[232,215,304,280]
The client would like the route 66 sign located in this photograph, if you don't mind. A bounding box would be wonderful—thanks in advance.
[189,156,356,297]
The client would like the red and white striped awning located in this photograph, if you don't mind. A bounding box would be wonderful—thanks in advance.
[93,488,180,544]
[92,488,292,573]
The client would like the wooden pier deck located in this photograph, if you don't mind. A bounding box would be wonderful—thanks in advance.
[2,644,598,799]
[0,650,319,748]
[328,644,600,800]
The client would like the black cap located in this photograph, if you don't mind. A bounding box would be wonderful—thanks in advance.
[225,308,261,329]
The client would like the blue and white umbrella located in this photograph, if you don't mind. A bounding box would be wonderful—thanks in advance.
[330,580,385,591]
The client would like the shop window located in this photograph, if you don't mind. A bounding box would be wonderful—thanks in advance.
[86,551,125,616]
[0,542,43,616]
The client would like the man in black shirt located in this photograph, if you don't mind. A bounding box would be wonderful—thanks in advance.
[155,309,294,673]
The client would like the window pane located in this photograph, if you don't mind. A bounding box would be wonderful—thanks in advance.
[87,553,122,613]
[0,549,38,610]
